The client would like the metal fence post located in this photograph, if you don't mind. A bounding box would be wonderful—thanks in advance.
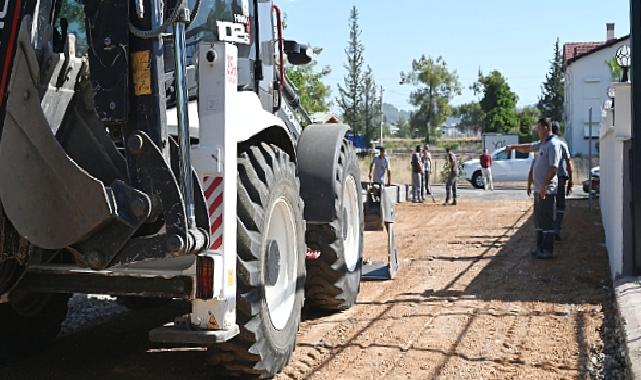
[589,108,593,210]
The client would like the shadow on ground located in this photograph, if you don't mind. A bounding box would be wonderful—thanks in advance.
[0,199,614,380]
[297,199,614,379]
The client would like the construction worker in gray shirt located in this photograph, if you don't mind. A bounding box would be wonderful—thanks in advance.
[507,122,573,240]
[506,118,561,259]
[368,147,392,186]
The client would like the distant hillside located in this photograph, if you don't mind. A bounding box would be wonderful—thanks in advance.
[383,103,410,124]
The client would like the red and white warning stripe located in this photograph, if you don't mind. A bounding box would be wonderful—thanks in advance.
[203,176,224,250]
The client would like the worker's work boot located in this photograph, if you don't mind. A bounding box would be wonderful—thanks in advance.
[452,199,457,206]
[536,250,553,260]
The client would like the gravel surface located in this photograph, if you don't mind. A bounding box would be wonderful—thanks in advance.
[60,294,128,336]
[0,195,625,379]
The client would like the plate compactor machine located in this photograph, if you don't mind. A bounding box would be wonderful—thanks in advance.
[0,0,365,377]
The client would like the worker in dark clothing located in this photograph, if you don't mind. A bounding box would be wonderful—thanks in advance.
[445,148,458,206]
[507,118,561,259]
[411,145,424,203]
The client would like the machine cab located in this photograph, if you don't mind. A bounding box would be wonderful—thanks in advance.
[184,0,277,111]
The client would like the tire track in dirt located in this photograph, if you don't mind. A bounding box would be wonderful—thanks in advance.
[277,201,531,380]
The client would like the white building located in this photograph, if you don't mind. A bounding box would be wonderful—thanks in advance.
[599,82,633,278]
[563,24,629,156]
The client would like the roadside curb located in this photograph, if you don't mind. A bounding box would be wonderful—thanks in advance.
[614,278,641,379]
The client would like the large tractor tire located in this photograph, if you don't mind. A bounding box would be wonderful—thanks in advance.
[305,141,364,310]
[209,143,306,378]
[0,293,70,358]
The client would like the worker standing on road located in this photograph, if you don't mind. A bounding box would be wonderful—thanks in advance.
[508,118,561,259]
[445,147,458,206]
[422,145,432,197]
[480,149,494,191]
[411,145,424,203]
[369,147,392,186]
[507,122,573,240]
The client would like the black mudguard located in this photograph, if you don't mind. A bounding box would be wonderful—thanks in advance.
[296,124,350,223]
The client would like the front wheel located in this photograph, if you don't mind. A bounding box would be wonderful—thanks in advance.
[208,143,306,379]
[305,141,364,310]
[471,170,485,189]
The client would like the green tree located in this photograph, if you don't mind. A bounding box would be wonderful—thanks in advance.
[400,55,461,143]
[454,102,484,135]
[337,6,365,134]
[606,56,623,81]
[58,0,87,55]
[286,56,332,114]
[517,106,540,143]
[396,116,411,138]
[537,38,564,126]
[473,70,519,134]
[362,66,381,142]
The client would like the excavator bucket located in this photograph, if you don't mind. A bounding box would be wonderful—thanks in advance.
[0,20,127,250]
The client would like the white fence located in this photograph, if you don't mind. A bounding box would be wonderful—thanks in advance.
[599,82,632,279]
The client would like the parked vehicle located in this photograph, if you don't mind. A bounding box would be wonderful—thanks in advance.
[482,133,519,152]
[462,149,535,189]
[583,167,600,194]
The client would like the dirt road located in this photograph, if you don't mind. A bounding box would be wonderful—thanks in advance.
[276,198,616,380]
[0,196,621,379]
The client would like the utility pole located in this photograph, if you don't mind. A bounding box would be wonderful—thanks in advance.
[380,86,384,147]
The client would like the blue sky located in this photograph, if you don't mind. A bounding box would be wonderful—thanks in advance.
[280,0,630,112]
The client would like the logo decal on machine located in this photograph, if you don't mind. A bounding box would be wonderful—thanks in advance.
[226,55,237,84]
[203,176,224,250]
[216,21,250,45]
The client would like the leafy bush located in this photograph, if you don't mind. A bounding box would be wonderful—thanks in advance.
[440,159,452,183]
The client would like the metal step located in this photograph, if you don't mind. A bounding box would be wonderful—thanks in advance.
[149,322,239,345]
[361,262,394,281]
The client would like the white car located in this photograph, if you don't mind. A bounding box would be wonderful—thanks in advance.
[462,148,535,189]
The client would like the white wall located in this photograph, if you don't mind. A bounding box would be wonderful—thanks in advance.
[600,82,631,279]
[564,38,629,156]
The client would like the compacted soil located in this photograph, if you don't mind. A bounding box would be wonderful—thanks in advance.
[0,196,620,379]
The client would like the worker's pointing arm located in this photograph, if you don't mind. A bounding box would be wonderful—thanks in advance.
[506,144,536,154]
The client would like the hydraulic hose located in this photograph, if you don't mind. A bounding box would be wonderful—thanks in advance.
[129,0,201,39]
[283,76,312,126]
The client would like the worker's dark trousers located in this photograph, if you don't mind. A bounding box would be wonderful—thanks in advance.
[555,177,567,234]
[534,196,556,254]
[412,172,422,201]
[423,170,431,195]
[446,172,457,202]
